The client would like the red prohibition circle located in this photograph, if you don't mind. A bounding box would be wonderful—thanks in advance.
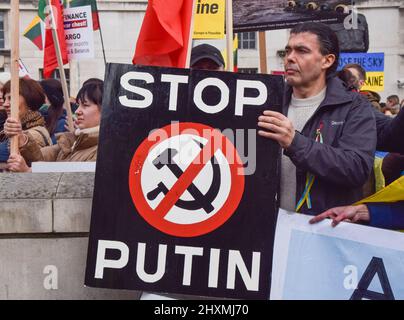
[128,122,245,237]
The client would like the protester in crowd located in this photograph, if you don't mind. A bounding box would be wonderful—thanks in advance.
[39,79,68,144]
[337,64,404,154]
[386,94,400,116]
[309,201,404,230]
[0,78,52,164]
[340,63,384,113]
[190,44,225,71]
[257,22,377,215]
[6,80,104,172]
[340,64,366,91]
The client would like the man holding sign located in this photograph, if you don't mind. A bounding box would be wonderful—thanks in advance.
[258,22,377,215]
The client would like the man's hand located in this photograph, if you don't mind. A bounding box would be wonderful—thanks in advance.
[7,153,31,172]
[4,117,22,138]
[258,110,295,149]
[309,204,370,227]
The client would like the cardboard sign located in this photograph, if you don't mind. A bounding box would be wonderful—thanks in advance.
[63,6,94,60]
[271,210,404,300]
[85,63,284,299]
[338,52,385,92]
[233,0,351,32]
[194,0,225,39]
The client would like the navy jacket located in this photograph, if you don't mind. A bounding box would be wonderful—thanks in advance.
[374,108,404,154]
[283,77,377,215]
[368,201,404,230]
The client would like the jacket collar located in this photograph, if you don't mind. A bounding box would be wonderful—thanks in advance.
[74,126,100,136]
[283,76,353,114]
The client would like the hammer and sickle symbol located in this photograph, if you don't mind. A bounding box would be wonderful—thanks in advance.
[146,140,221,214]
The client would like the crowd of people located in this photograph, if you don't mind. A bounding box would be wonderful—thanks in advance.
[0,21,403,232]
[0,75,104,172]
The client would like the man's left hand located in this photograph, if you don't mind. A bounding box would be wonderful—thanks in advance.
[258,110,295,149]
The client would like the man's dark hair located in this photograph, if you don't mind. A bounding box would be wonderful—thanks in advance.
[343,63,367,81]
[387,95,399,105]
[290,22,340,76]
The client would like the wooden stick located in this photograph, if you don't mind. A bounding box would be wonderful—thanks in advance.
[10,0,20,154]
[259,31,268,74]
[225,0,234,72]
[185,0,196,68]
[47,0,74,132]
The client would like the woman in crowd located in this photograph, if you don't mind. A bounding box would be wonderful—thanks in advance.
[39,79,68,144]
[6,80,103,172]
[0,78,52,164]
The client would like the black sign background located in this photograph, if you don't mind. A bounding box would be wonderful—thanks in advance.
[233,0,351,32]
[85,63,284,299]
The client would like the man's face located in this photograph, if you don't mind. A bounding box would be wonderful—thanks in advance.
[386,98,398,108]
[346,67,365,90]
[284,32,335,88]
[191,58,224,71]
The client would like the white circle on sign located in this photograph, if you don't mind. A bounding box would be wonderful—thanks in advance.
[140,133,231,225]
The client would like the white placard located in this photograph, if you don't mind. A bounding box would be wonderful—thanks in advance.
[63,6,94,60]
[31,162,96,173]
[271,209,404,300]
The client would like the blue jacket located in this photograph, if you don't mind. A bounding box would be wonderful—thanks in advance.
[368,201,404,230]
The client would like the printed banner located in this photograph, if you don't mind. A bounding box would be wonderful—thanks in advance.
[194,0,225,39]
[271,210,404,300]
[338,52,385,92]
[233,0,351,32]
[63,5,95,60]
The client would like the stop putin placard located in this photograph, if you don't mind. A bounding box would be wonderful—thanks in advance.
[85,63,283,299]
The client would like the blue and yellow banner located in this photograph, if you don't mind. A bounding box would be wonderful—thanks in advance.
[338,52,385,92]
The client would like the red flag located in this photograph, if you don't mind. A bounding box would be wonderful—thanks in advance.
[43,0,68,78]
[132,0,193,68]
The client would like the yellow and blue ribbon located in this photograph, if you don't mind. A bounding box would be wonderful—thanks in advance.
[295,123,324,212]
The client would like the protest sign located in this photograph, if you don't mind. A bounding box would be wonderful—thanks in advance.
[194,0,225,39]
[338,52,385,92]
[63,5,94,60]
[85,63,284,299]
[233,0,351,32]
[271,210,404,300]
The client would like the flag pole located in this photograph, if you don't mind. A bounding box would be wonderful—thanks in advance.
[225,0,234,72]
[10,0,20,154]
[185,0,196,68]
[94,0,107,66]
[46,0,74,132]
[259,31,268,74]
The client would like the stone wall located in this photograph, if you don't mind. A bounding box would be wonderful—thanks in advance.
[0,172,141,300]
